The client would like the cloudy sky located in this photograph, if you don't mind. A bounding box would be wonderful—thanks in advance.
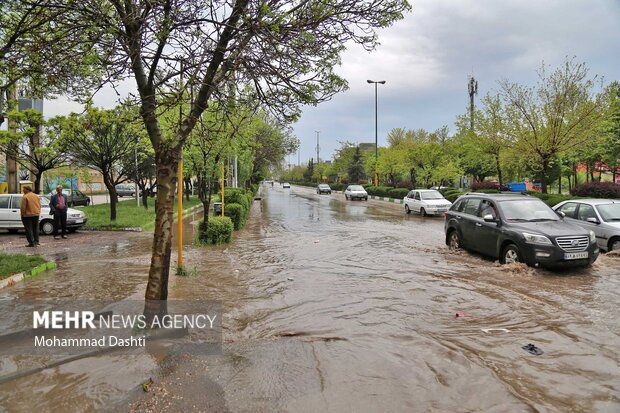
[44,0,620,165]
[290,0,620,165]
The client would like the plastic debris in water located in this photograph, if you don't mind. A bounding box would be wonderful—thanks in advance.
[481,328,511,333]
[287,277,294,281]
[142,378,153,392]
[455,313,472,317]
[522,343,544,356]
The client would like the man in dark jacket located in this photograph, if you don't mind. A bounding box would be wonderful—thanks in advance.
[50,185,68,239]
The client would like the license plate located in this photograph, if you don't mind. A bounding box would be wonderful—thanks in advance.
[75,219,84,223]
[564,252,588,260]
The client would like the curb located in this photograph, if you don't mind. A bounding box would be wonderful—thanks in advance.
[0,261,57,289]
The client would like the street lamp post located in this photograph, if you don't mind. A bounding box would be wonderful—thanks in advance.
[367,79,385,187]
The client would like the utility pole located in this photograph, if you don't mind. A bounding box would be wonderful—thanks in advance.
[315,130,320,164]
[367,79,386,187]
[468,75,478,130]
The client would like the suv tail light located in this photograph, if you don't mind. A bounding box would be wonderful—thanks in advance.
[443,211,449,218]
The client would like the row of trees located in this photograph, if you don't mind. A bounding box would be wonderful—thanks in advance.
[281,59,620,194]
[0,100,295,221]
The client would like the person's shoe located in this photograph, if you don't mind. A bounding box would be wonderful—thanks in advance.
[25,244,35,247]
[35,242,40,246]
[61,235,68,239]
[54,236,59,239]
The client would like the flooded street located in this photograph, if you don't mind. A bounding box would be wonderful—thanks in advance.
[1,184,619,412]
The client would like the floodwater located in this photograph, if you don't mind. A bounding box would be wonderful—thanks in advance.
[1,185,619,412]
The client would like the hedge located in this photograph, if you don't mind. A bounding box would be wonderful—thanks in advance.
[197,216,233,245]
[571,181,620,198]
[224,203,246,230]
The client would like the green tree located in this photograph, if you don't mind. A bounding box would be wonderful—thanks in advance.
[0,110,68,193]
[500,58,603,193]
[347,146,365,183]
[61,106,139,220]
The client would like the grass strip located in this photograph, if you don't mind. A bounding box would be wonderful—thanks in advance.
[81,196,202,231]
[0,253,47,280]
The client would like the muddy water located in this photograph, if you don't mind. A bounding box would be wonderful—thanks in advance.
[1,186,619,412]
[159,185,620,412]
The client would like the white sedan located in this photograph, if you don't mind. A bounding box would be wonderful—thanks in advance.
[0,194,88,235]
[403,189,452,216]
[344,185,368,201]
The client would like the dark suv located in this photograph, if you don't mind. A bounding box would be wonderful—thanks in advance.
[444,193,599,268]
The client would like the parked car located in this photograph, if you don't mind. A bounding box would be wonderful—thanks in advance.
[282,182,291,189]
[317,184,332,195]
[553,199,620,252]
[0,194,87,235]
[444,193,599,268]
[403,189,452,216]
[115,184,136,197]
[47,188,90,207]
[344,185,368,201]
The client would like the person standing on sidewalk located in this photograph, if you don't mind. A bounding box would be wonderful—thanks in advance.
[20,186,41,247]
[50,185,68,239]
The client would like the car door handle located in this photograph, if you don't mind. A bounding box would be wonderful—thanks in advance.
[475,223,482,227]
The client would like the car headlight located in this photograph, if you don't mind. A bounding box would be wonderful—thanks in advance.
[522,232,552,245]
[590,230,596,242]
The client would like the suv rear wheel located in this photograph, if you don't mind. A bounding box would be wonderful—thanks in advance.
[420,207,427,217]
[447,230,461,250]
[501,244,522,264]
[405,205,411,214]
[608,237,620,252]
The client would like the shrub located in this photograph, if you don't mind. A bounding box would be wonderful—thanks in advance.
[571,181,620,199]
[471,181,509,192]
[526,191,577,207]
[224,188,251,211]
[387,188,409,199]
[224,203,246,230]
[197,216,233,245]
[395,181,413,189]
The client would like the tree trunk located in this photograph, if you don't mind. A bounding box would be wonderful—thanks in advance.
[558,175,562,195]
[567,174,572,193]
[145,147,180,302]
[540,158,550,194]
[34,171,43,194]
[184,177,191,201]
[142,190,149,208]
[105,183,119,221]
[495,153,502,186]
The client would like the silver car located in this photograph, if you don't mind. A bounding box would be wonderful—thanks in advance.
[553,199,620,251]
[403,189,452,216]
[344,185,368,201]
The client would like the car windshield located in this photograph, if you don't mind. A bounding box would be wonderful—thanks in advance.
[420,191,444,200]
[319,185,329,189]
[349,185,364,191]
[596,203,620,221]
[500,199,559,221]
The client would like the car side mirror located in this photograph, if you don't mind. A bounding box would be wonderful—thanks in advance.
[556,210,565,218]
[586,217,600,224]
[483,214,497,223]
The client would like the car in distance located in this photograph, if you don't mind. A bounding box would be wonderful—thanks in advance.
[344,185,368,201]
[317,184,332,195]
[0,193,88,235]
[48,188,90,207]
[282,182,291,188]
[553,199,620,252]
[115,184,136,197]
[444,193,599,268]
[404,189,452,216]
